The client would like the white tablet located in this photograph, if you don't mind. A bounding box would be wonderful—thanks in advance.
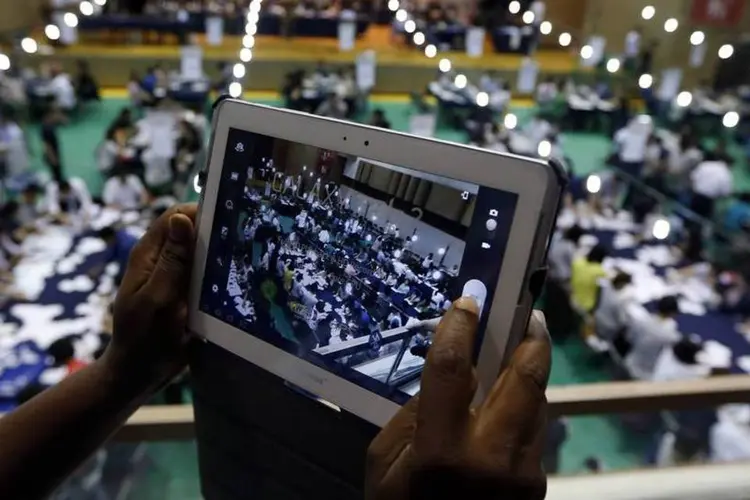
[188,100,564,427]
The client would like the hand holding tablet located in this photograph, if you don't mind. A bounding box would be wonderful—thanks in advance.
[366,305,550,500]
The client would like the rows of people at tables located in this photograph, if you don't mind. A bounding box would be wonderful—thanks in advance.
[234,195,452,359]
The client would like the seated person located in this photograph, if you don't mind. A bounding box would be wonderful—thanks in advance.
[44,178,93,220]
[625,296,681,380]
[368,108,391,129]
[16,183,44,228]
[547,225,584,287]
[710,405,750,463]
[593,272,633,343]
[387,311,403,329]
[422,253,434,269]
[74,60,100,103]
[570,244,609,313]
[102,166,149,210]
[0,203,23,273]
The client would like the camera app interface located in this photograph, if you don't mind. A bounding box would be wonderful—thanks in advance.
[200,128,518,404]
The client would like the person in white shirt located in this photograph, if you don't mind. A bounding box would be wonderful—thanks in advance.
[45,177,93,219]
[690,157,734,219]
[547,225,584,286]
[710,406,750,463]
[593,272,633,343]
[102,168,148,210]
[422,253,434,269]
[614,122,649,177]
[0,113,30,182]
[535,78,559,106]
[625,296,682,380]
[652,338,711,382]
[47,65,77,113]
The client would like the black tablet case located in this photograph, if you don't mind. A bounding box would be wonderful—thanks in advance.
[189,340,380,500]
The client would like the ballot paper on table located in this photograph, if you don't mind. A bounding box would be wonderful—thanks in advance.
[635,245,678,267]
[697,340,733,369]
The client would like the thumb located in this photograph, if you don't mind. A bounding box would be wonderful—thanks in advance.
[145,213,195,306]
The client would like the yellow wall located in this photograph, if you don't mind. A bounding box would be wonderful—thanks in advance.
[0,0,45,33]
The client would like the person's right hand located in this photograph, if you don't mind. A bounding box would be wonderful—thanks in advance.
[366,299,551,500]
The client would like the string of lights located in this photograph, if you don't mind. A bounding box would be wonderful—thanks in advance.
[230,0,263,98]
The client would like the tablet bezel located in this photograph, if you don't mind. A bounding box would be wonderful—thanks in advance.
[188,100,556,427]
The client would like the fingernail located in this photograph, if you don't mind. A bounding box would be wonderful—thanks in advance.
[533,310,547,328]
[454,296,479,314]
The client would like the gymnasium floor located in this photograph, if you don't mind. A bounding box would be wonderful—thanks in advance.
[21,95,693,498]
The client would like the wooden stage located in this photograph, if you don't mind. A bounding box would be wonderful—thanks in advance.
[22,26,583,93]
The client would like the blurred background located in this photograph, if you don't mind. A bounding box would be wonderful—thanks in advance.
[2,0,750,498]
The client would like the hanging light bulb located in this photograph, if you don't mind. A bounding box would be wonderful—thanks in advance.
[676,91,693,107]
[558,32,572,47]
[664,18,679,33]
[476,92,489,107]
[540,21,552,35]
[723,111,740,128]
[404,19,416,33]
[45,24,61,41]
[690,31,705,46]
[64,13,79,27]
[233,63,246,78]
[79,1,94,16]
[641,5,655,20]
[239,48,253,62]
[387,0,399,12]
[20,38,38,54]
[639,74,653,89]
[652,219,671,240]
[395,9,408,22]
[580,45,594,59]
[508,1,521,14]
[438,58,452,72]
[228,82,243,98]
[504,113,518,130]
[454,74,467,89]
[606,58,620,73]
[424,44,437,58]
[718,44,734,59]
[0,54,10,72]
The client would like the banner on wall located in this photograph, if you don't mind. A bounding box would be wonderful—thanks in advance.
[691,0,745,27]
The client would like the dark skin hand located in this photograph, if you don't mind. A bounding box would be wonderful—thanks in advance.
[366,301,551,500]
[0,204,197,500]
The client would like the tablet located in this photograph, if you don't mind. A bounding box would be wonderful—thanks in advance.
[188,100,564,427]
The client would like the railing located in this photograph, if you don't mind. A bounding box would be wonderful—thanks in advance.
[110,375,750,442]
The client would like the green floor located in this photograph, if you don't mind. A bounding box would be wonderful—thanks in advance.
[26,98,654,497]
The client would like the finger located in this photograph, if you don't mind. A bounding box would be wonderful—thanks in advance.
[366,396,419,488]
[122,204,198,291]
[415,297,479,457]
[476,310,551,459]
[142,213,196,306]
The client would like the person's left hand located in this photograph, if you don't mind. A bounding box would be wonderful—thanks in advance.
[103,203,197,392]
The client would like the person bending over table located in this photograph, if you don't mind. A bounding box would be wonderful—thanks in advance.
[593,272,633,344]
[689,154,734,220]
[570,243,609,314]
[40,107,66,183]
[624,296,681,380]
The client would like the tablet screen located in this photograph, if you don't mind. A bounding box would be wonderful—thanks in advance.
[199,128,518,405]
